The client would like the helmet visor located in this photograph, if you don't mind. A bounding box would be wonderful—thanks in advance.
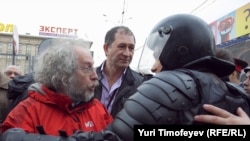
[138,29,171,74]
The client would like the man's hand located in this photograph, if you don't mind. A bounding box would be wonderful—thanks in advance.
[194,104,250,125]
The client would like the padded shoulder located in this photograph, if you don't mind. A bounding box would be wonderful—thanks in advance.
[137,70,199,111]
[110,70,200,141]
[119,70,200,124]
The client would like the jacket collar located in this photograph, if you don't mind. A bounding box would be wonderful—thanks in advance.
[96,61,135,86]
[29,84,94,113]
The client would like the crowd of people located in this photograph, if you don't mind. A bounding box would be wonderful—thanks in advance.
[0,13,250,141]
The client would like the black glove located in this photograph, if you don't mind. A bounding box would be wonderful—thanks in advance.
[0,128,26,141]
[0,128,76,141]
[71,130,122,141]
[0,128,122,141]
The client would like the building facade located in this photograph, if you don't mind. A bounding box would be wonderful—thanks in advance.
[0,33,92,75]
[0,33,47,74]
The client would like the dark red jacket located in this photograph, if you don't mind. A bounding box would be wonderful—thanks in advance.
[2,84,113,135]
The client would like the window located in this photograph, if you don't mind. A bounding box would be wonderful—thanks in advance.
[8,43,12,50]
[26,44,31,54]
[25,61,29,74]
[35,46,38,55]
[6,61,11,67]
[7,56,12,59]
[18,44,22,54]
[16,55,23,60]
[0,42,2,53]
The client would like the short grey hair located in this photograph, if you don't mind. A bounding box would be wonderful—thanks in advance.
[104,26,135,46]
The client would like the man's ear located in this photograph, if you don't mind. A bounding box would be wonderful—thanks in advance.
[103,44,109,56]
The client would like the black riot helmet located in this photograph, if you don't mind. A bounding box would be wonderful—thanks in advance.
[138,14,216,72]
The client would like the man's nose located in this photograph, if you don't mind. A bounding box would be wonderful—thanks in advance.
[123,48,131,56]
[91,69,98,80]
[243,79,249,86]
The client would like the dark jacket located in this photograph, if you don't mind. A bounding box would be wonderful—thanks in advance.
[7,73,35,113]
[94,65,144,117]
[0,73,10,123]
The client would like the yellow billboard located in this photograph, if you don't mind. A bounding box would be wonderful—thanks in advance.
[0,23,14,33]
[209,2,250,45]
[235,3,250,36]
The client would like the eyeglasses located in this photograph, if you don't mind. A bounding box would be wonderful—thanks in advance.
[75,66,95,74]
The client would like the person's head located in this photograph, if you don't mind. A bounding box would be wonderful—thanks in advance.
[215,48,234,63]
[139,14,216,72]
[215,48,248,84]
[234,58,248,73]
[215,48,234,81]
[34,39,98,103]
[104,26,135,69]
[231,58,248,84]
[243,67,250,94]
[3,65,22,79]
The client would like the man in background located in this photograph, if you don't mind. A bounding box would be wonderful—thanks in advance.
[0,72,10,130]
[231,58,248,86]
[243,67,250,95]
[94,26,144,117]
[215,48,248,87]
[3,65,22,79]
